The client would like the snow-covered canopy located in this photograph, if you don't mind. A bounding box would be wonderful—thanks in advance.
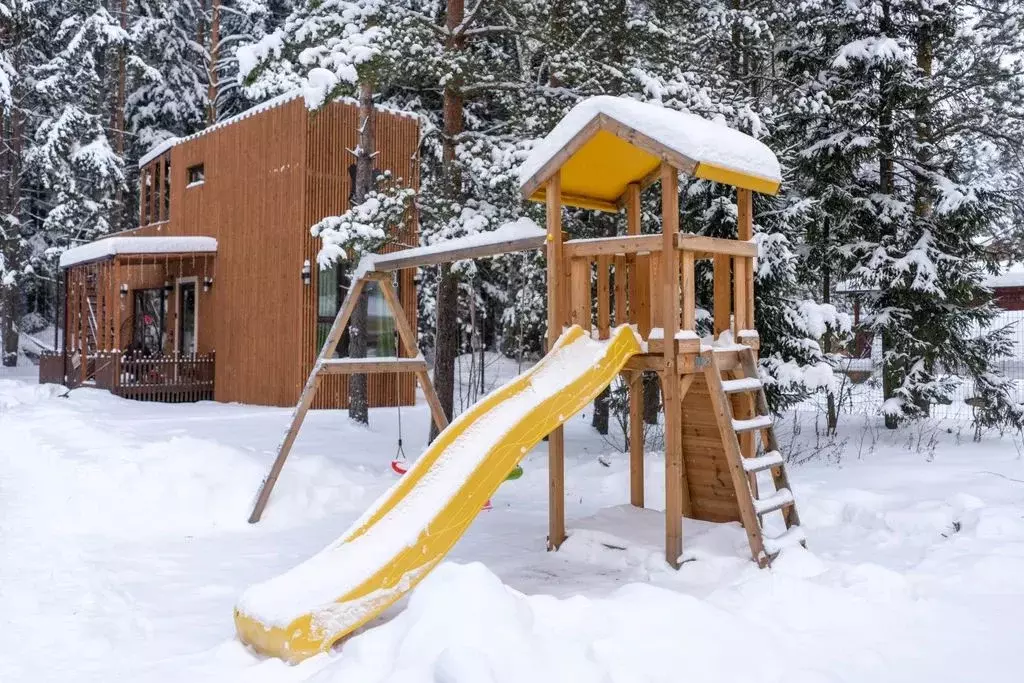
[137,91,418,169]
[59,236,218,268]
[519,96,782,211]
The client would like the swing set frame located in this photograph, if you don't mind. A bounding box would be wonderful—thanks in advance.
[248,230,547,523]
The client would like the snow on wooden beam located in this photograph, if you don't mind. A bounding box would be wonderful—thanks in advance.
[356,218,545,275]
[59,236,218,269]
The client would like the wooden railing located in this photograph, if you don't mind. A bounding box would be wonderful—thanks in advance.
[37,350,215,403]
[562,233,758,350]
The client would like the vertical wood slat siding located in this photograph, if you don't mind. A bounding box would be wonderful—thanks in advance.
[61,97,418,408]
[304,104,421,410]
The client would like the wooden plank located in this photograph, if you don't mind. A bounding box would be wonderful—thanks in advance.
[596,255,610,339]
[562,234,662,259]
[628,370,644,507]
[570,257,591,330]
[676,233,757,258]
[319,358,428,375]
[546,175,566,551]
[681,250,695,331]
[713,254,731,336]
[249,277,367,523]
[364,233,547,272]
[649,251,662,330]
[660,162,686,569]
[733,256,748,333]
[613,255,627,326]
[624,183,649,336]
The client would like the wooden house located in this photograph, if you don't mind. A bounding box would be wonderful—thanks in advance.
[41,93,421,408]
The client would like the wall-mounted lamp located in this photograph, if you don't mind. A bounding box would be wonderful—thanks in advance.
[163,280,174,294]
[120,283,128,299]
[203,276,214,292]
[301,259,311,286]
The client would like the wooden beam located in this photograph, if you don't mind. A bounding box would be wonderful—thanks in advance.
[364,233,546,273]
[681,250,695,331]
[318,358,428,375]
[737,188,756,333]
[249,277,367,523]
[660,162,687,569]
[562,234,662,259]
[546,174,566,551]
[675,233,757,258]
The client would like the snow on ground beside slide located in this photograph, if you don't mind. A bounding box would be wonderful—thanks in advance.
[2,361,1024,682]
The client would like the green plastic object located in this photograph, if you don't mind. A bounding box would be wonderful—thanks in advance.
[505,465,524,481]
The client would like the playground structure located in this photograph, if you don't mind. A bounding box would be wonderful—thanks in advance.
[238,96,804,662]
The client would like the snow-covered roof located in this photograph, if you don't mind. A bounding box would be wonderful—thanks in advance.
[984,264,1024,289]
[138,91,419,168]
[59,236,218,268]
[518,96,782,211]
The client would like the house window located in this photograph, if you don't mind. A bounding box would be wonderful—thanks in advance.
[316,268,400,357]
[131,288,166,356]
[142,169,153,224]
[187,163,205,186]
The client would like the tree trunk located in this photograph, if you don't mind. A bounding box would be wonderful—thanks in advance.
[431,263,459,441]
[912,9,934,417]
[878,0,900,430]
[348,80,376,425]
[429,0,466,441]
[0,286,18,367]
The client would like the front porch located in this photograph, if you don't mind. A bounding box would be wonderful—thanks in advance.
[47,235,218,402]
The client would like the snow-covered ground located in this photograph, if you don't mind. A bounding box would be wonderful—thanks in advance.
[2,357,1024,682]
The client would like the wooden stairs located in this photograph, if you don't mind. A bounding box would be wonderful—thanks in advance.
[703,345,805,566]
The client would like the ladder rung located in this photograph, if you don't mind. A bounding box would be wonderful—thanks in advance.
[721,377,762,394]
[731,414,773,432]
[742,450,784,472]
[318,357,427,375]
[753,487,794,515]
[763,525,806,556]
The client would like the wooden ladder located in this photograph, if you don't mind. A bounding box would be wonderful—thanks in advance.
[703,345,806,566]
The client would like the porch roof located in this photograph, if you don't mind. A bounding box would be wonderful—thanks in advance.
[59,236,218,269]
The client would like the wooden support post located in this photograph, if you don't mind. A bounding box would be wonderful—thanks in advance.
[628,370,644,507]
[596,255,610,339]
[681,250,695,331]
[570,257,591,330]
[249,278,368,523]
[732,255,748,334]
[613,255,627,326]
[625,183,650,336]
[737,188,755,333]
[546,174,566,550]
[660,163,688,568]
[649,251,662,330]
[713,253,731,336]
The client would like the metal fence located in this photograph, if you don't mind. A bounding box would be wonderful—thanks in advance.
[801,309,1024,421]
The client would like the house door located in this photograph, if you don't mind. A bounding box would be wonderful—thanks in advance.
[177,280,197,354]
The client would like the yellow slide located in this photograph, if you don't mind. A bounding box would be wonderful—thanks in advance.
[234,325,641,662]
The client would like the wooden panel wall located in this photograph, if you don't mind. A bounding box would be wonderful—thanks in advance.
[134,98,309,406]
[303,103,421,410]
[680,374,744,523]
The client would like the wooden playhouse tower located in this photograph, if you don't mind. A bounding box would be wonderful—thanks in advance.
[519,97,804,567]
[249,96,804,570]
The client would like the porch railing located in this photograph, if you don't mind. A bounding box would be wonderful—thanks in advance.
[38,350,215,403]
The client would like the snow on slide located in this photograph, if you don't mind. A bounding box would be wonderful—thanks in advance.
[234,325,642,662]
